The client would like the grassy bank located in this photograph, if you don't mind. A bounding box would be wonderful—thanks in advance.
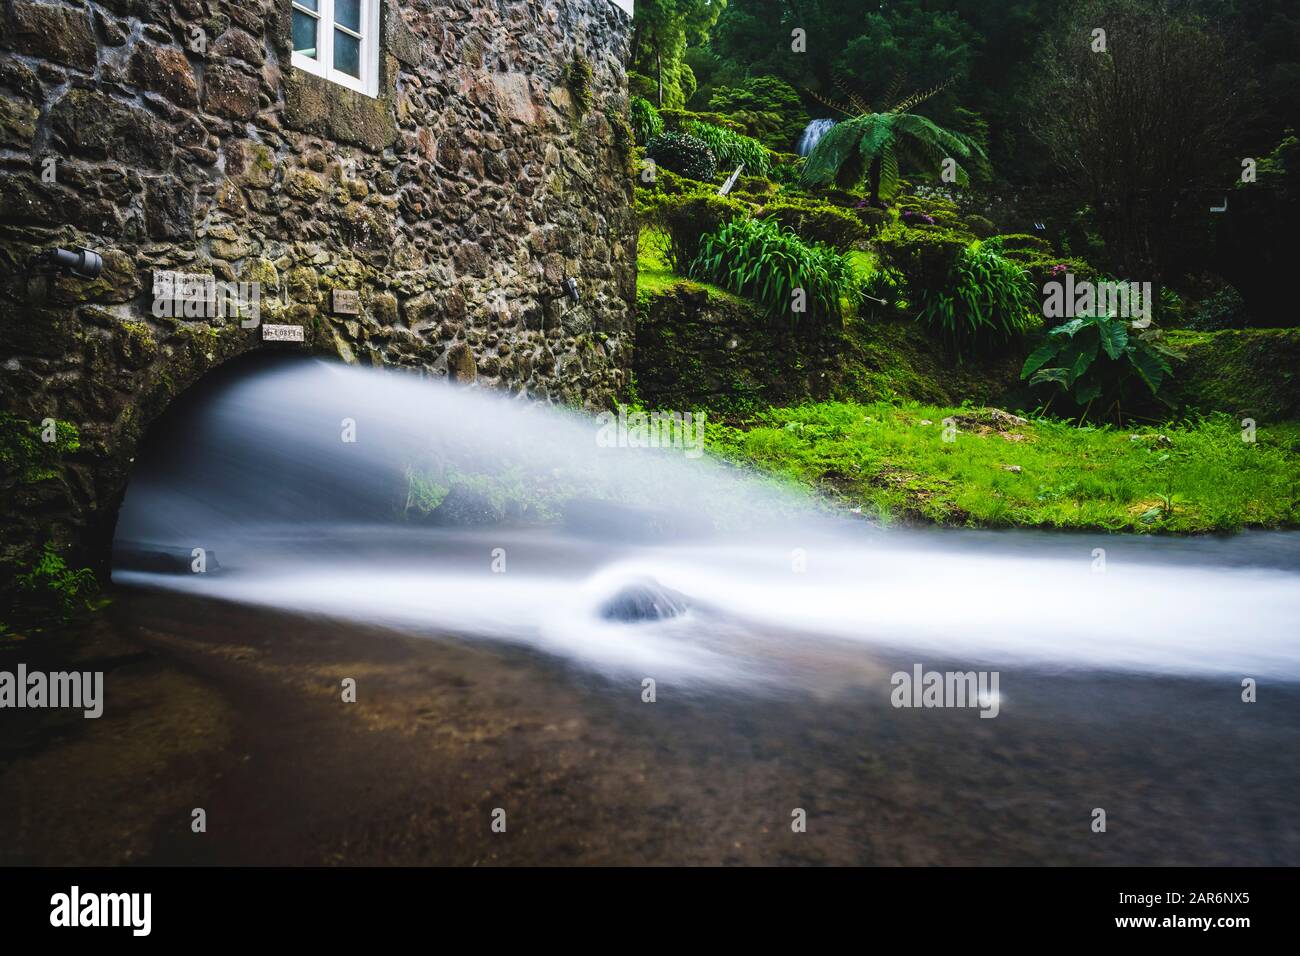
[706,402,1300,532]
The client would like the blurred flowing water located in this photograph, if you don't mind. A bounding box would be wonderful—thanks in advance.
[798,118,837,157]
[112,357,1300,689]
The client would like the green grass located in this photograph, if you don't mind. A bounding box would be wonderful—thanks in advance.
[705,402,1300,532]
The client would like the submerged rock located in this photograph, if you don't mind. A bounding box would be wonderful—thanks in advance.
[113,544,221,574]
[599,578,689,624]
[424,486,504,527]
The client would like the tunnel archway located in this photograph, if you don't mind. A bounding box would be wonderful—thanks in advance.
[107,350,424,580]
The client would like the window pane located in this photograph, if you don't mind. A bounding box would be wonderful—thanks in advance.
[295,0,318,10]
[292,10,318,58]
[335,0,361,33]
[334,29,360,77]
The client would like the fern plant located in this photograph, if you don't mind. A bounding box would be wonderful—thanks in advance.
[684,121,772,177]
[690,216,852,327]
[920,245,1038,352]
[629,96,664,145]
[798,81,986,205]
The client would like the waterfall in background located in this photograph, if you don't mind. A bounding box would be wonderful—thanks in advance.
[798,118,837,157]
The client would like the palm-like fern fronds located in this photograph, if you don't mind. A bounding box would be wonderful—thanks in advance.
[804,85,857,120]
[798,81,987,201]
[889,76,956,114]
[834,75,873,116]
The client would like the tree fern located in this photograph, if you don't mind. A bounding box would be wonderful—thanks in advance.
[799,111,986,204]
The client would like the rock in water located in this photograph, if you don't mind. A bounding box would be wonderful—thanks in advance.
[599,578,688,623]
[424,486,504,527]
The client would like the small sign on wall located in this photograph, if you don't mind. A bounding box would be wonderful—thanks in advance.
[262,324,305,342]
[332,289,360,315]
[152,270,215,318]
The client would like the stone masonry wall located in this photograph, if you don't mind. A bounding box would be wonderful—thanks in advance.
[0,0,636,584]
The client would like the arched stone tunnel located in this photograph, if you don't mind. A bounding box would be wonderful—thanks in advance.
[0,0,637,591]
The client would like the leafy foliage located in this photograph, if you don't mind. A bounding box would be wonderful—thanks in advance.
[0,413,80,483]
[919,244,1039,351]
[629,96,665,145]
[759,198,869,249]
[631,0,723,107]
[645,130,718,182]
[1186,287,1250,332]
[707,75,809,151]
[641,191,749,271]
[800,110,987,202]
[15,544,102,620]
[1021,312,1180,420]
[690,216,853,327]
[683,120,772,177]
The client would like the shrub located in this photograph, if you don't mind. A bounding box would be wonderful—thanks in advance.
[637,164,707,198]
[15,544,101,620]
[918,244,1040,352]
[1022,313,1180,420]
[984,233,1053,255]
[760,199,869,249]
[769,154,804,185]
[983,235,1101,307]
[683,121,772,177]
[628,71,656,101]
[876,225,974,296]
[629,96,664,146]
[690,216,852,327]
[645,131,717,182]
[893,194,967,230]
[1187,287,1249,331]
[658,108,746,133]
[733,176,778,199]
[853,205,889,235]
[642,191,749,271]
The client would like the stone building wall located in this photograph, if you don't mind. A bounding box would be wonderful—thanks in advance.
[0,0,636,584]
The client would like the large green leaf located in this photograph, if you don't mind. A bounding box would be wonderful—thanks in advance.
[1074,378,1104,405]
[1126,345,1168,395]
[1050,318,1086,338]
[1058,334,1101,385]
[1029,367,1071,388]
[1097,317,1129,360]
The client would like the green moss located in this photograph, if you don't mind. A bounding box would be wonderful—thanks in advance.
[0,414,80,483]
[1165,328,1300,420]
[567,54,593,117]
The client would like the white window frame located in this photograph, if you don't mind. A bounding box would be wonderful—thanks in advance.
[290,0,380,98]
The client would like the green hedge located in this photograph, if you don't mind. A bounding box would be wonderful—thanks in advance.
[640,191,750,271]
[759,199,869,249]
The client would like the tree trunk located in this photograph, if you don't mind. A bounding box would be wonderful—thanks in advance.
[868,155,884,207]
[655,46,663,106]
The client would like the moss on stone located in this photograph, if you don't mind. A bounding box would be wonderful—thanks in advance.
[1165,328,1300,420]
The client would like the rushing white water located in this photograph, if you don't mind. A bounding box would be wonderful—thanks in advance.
[114,358,1300,687]
[798,118,837,157]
